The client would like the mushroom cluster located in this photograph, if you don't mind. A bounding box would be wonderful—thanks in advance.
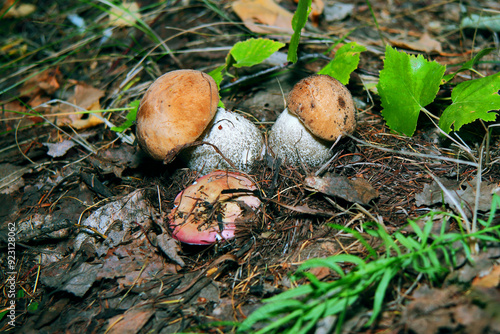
[136,69,264,175]
[268,74,356,166]
[136,70,357,244]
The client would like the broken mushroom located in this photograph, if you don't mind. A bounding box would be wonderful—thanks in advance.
[268,74,356,166]
[136,69,264,174]
[168,170,261,245]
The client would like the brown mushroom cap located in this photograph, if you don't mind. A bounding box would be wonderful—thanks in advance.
[136,69,219,160]
[286,74,356,141]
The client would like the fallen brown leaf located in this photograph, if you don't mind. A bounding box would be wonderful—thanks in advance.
[304,173,379,205]
[56,83,105,129]
[232,0,294,35]
[472,264,500,288]
[106,307,155,334]
[390,32,443,53]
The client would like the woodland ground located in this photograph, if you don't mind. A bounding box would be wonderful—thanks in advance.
[1,0,500,333]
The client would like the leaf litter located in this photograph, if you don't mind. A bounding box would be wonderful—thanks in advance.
[1,1,500,333]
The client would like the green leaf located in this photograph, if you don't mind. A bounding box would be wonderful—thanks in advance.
[264,284,314,303]
[367,267,397,325]
[296,258,345,276]
[288,0,312,63]
[442,47,495,83]
[27,301,39,312]
[208,65,226,108]
[439,72,500,133]
[228,38,285,68]
[238,300,304,332]
[110,100,140,132]
[377,45,446,136]
[208,65,225,88]
[318,42,367,84]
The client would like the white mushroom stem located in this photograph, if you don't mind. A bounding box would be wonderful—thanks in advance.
[268,108,334,167]
[181,108,264,175]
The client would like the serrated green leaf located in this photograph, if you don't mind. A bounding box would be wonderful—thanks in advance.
[377,45,446,136]
[439,72,500,133]
[318,42,367,84]
[288,0,311,63]
[229,38,285,68]
[208,65,225,88]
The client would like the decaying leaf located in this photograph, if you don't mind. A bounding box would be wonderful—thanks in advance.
[106,307,155,334]
[415,178,500,213]
[41,260,102,297]
[20,68,62,98]
[74,189,152,253]
[43,140,76,158]
[157,233,185,267]
[304,173,379,205]
[232,0,294,35]
[56,83,105,129]
[472,264,500,288]
[390,32,443,53]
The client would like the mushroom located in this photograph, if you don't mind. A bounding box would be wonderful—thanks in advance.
[268,74,356,166]
[136,69,264,174]
[168,170,261,245]
[181,108,264,175]
[136,69,218,161]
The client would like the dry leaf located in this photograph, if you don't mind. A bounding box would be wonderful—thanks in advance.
[56,83,105,129]
[232,0,294,35]
[472,264,500,288]
[415,178,500,213]
[43,140,76,158]
[109,2,140,27]
[304,173,379,205]
[390,33,443,53]
[307,266,331,280]
[20,68,62,98]
[157,233,185,267]
[1,0,36,18]
[106,308,155,334]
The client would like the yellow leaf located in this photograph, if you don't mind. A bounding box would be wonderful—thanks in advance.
[108,2,140,27]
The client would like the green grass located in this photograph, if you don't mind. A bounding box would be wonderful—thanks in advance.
[237,193,500,333]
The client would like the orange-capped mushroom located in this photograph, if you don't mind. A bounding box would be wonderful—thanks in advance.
[268,74,356,166]
[136,69,219,160]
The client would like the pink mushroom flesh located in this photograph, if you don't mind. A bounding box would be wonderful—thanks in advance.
[168,170,261,245]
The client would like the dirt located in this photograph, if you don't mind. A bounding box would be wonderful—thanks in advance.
[1,0,499,333]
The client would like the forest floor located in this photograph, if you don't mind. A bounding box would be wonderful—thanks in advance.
[1,0,500,333]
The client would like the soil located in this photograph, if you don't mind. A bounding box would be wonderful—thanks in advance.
[1,0,499,333]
